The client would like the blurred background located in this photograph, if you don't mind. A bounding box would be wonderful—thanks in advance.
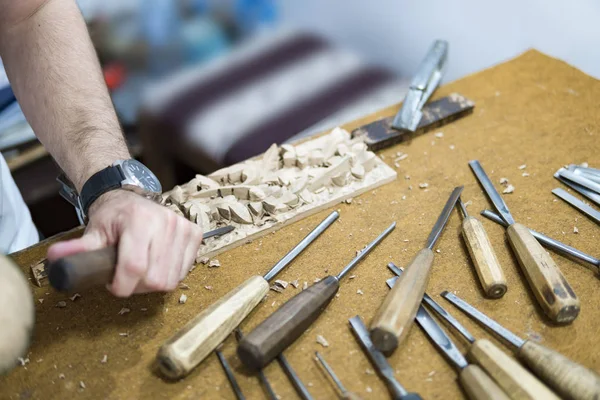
[1,0,598,237]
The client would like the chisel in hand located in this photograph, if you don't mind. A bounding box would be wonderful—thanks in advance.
[370,186,463,355]
[469,160,579,323]
[237,222,395,370]
[47,225,235,292]
[456,197,506,298]
[156,211,339,379]
[442,291,600,400]
[349,316,422,400]
[315,352,363,400]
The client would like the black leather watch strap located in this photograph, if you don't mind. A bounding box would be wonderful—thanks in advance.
[80,165,124,216]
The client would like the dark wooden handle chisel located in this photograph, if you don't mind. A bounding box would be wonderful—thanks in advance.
[47,225,235,292]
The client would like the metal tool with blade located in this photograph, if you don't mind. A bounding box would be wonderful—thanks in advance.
[46,225,235,292]
[554,169,600,206]
[370,186,463,354]
[469,160,579,324]
[552,188,600,225]
[442,291,600,400]
[315,352,363,400]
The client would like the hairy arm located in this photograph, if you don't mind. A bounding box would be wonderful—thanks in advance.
[0,0,129,191]
[0,0,203,297]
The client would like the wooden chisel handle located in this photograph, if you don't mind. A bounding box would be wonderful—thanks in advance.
[157,275,269,379]
[459,364,510,400]
[507,223,580,323]
[518,340,600,400]
[468,339,560,399]
[461,217,507,298]
[48,246,117,292]
[238,276,339,370]
[370,248,434,355]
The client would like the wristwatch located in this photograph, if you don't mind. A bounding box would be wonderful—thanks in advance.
[58,159,162,224]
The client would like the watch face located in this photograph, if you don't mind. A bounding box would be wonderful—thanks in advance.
[121,160,162,193]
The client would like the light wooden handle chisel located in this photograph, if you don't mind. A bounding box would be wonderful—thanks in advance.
[157,275,269,379]
[517,340,600,400]
[238,276,339,369]
[459,364,511,400]
[507,223,580,323]
[370,248,433,354]
[468,339,560,400]
[461,216,507,298]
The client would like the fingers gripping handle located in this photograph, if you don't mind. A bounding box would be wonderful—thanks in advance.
[507,223,580,323]
[48,246,117,291]
[238,276,339,370]
[370,248,434,355]
[518,340,600,400]
[157,275,269,379]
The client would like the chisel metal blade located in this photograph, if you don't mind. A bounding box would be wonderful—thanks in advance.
[425,186,464,249]
[469,160,516,225]
[552,188,600,225]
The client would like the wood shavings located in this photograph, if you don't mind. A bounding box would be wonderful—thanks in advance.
[503,184,515,194]
[204,285,213,290]
[290,279,299,288]
[303,282,308,290]
[435,132,444,138]
[436,249,441,253]
[38,299,44,304]
[357,289,364,295]
[344,197,353,204]
[274,279,288,289]
[449,145,455,150]
[141,308,148,312]
[349,275,356,279]
[101,355,107,364]
[271,301,277,307]
[79,381,86,389]
[69,293,80,302]
[198,257,209,265]
[394,162,400,168]
[366,387,372,393]
[366,368,375,375]
[208,259,221,268]
[179,294,188,304]
[119,332,129,337]
[56,301,66,308]
[18,357,29,366]
[316,335,329,347]
[522,172,530,177]
[419,183,429,189]
[402,195,406,200]
[59,373,65,379]
[394,154,408,162]
[464,200,472,207]
[270,285,285,293]
[518,164,527,170]
[179,283,190,290]
[499,178,509,185]
[574,226,579,234]
[314,278,321,283]
[118,307,130,315]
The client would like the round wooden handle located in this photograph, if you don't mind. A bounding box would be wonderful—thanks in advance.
[238,276,339,370]
[47,246,117,292]
[459,364,510,400]
[461,217,507,298]
[518,340,600,400]
[468,339,560,399]
[370,248,434,355]
[507,223,580,323]
[157,275,269,379]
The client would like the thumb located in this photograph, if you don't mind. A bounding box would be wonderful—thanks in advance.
[47,230,106,261]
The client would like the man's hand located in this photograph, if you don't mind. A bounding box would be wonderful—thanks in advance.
[47,190,204,297]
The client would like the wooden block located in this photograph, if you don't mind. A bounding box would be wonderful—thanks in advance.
[31,261,48,287]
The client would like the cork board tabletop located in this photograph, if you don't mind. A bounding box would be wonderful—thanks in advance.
[2,49,600,399]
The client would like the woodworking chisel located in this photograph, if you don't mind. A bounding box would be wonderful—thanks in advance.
[386,264,558,399]
[552,188,600,225]
[554,169,600,207]
[237,222,396,369]
[216,347,246,400]
[47,225,235,292]
[442,291,600,400]
[370,186,463,354]
[481,209,600,271]
[469,160,580,324]
[456,197,506,298]
[315,352,363,400]
[349,316,422,400]
[156,211,339,379]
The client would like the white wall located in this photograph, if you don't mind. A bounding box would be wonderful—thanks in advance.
[280,0,600,82]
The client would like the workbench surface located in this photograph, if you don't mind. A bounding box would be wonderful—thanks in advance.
[3,50,600,399]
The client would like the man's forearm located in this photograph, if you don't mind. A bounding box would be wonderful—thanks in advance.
[0,0,130,191]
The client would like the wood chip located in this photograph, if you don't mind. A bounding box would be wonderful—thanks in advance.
[499,177,509,185]
[141,308,148,311]
[56,301,67,308]
[101,355,108,364]
[274,279,288,289]
[270,285,285,293]
[59,373,65,379]
[316,335,329,347]
[434,132,444,138]
[208,259,221,268]
[503,184,515,194]
[18,357,29,366]
[69,293,81,302]
[345,197,353,204]
[204,285,213,290]
[518,164,527,170]
[436,249,441,253]
[449,145,455,150]
[199,257,210,265]
[357,289,364,295]
[349,275,356,279]
[179,283,190,290]
[366,387,372,393]
[119,332,129,337]
[38,299,44,304]
[179,294,188,304]
[79,381,86,389]
[303,281,308,290]
[522,172,530,177]
[314,278,321,283]
[290,279,299,288]
[366,368,375,375]
[419,183,429,189]
[118,307,130,315]
[574,226,579,234]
